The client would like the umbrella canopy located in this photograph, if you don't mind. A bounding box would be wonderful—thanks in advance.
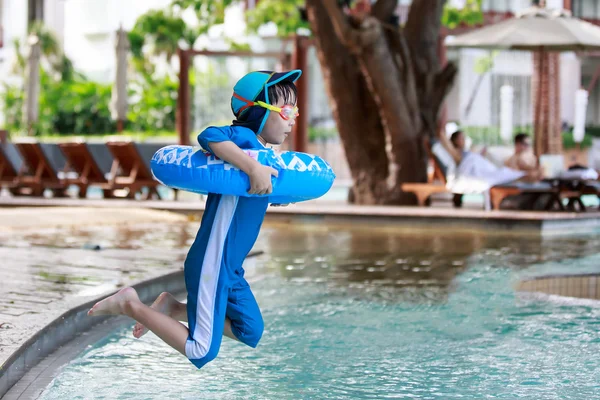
[23,34,41,135]
[110,26,129,131]
[446,7,600,52]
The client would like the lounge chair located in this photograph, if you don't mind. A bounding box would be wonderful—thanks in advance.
[14,141,67,197]
[489,181,562,211]
[542,177,600,212]
[400,139,462,207]
[532,159,600,212]
[0,145,23,195]
[582,181,600,211]
[402,138,561,210]
[58,142,114,198]
[104,141,161,200]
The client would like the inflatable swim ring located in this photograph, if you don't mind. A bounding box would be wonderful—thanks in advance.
[150,145,336,204]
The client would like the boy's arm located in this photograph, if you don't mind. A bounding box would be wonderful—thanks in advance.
[198,128,278,195]
[209,141,278,195]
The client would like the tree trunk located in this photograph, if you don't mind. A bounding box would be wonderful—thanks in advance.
[305,0,456,205]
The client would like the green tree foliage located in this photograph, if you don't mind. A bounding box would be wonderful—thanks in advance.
[2,19,182,136]
[246,0,309,36]
[38,71,115,134]
[127,74,180,132]
[171,0,237,34]
[441,0,483,29]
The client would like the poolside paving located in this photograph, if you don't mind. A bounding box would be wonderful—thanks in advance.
[1,196,600,234]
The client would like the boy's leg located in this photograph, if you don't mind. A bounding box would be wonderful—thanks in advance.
[133,292,239,342]
[226,277,264,348]
[185,268,230,368]
[223,318,240,342]
[133,292,187,338]
[89,285,233,366]
[88,287,189,355]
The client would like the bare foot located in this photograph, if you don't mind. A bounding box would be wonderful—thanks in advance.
[87,287,140,317]
[132,292,178,339]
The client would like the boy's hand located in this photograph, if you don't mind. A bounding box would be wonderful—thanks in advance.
[248,164,278,195]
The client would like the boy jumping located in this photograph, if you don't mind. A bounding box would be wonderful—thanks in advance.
[88,70,302,369]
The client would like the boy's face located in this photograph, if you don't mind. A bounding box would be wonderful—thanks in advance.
[258,98,296,146]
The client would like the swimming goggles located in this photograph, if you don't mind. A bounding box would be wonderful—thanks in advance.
[233,93,299,120]
[255,101,299,120]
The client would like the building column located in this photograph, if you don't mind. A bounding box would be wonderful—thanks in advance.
[291,35,308,153]
[177,48,191,145]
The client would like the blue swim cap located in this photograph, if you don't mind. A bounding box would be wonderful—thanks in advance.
[231,70,302,134]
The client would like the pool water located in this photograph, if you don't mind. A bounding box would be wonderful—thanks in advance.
[38,224,600,399]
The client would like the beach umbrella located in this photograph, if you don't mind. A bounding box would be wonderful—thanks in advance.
[23,34,41,135]
[110,25,129,132]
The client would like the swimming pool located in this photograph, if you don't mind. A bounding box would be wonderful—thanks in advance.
[36,224,600,399]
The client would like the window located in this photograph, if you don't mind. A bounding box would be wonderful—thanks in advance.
[572,0,599,19]
[482,0,512,12]
[491,74,533,128]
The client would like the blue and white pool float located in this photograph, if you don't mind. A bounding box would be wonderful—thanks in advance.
[150,145,336,204]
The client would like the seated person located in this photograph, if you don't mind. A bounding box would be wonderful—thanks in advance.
[439,129,540,183]
[504,133,544,180]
